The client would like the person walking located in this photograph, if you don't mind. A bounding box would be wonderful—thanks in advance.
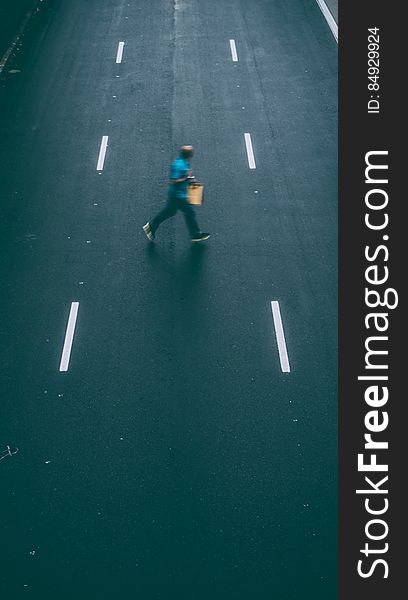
[143,145,210,243]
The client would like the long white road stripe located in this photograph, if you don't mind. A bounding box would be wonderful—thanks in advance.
[270,301,291,373]
[315,0,338,42]
[59,302,79,372]
[96,136,109,171]
[244,133,256,169]
[116,41,125,63]
[229,39,238,62]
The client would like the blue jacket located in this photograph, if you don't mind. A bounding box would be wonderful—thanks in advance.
[168,157,191,199]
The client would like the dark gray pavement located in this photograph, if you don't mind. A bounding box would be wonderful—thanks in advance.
[0,0,39,66]
[0,1,337,598]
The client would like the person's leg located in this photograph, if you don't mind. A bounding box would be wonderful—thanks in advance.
[178,198,201,238]
[149,195,178,234]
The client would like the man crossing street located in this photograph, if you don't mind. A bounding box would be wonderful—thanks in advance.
[143,145,210,243]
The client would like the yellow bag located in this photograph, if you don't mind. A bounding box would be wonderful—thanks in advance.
[187,182,204,206]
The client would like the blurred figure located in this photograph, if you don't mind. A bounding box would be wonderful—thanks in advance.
[143,145,210,243]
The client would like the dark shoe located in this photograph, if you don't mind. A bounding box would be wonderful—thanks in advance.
[143,222,155,241]
[191,232,210,242]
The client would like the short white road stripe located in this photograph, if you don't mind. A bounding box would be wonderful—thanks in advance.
[59,302,79,372]
[229,39,238,62]
[116,41,125,63]
[270,301,291,373]
[244,133,256,169]
[96,136,109,171]
[315,0,338,42]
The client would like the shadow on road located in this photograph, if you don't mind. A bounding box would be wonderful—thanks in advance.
[144,242,210,334]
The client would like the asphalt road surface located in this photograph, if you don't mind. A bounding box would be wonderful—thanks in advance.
[0,0,37,61]
[0,1,337,598]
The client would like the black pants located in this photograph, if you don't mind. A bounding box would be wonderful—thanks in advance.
[150,194,200,237]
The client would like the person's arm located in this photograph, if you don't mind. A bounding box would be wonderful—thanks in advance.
[169,166,194,184]
[170,175,190,184]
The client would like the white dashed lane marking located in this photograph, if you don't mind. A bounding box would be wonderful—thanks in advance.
[229,39,238,62]
[270,301,291,373]
[96,136,109,171]
[116,42,125,63]
[59,302,79,372]
[244,133,256,169]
